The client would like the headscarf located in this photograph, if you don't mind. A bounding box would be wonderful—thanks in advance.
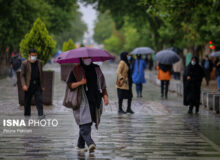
[159,63,172,72]
[120,51,129,65]
[137,54,142,60]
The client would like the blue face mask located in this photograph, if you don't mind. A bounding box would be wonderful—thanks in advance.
[127,56,131,61]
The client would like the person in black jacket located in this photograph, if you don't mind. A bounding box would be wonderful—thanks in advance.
[183,56,204,114]
[202,55,213,86]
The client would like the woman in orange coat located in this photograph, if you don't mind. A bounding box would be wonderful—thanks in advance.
[157,63,172,99]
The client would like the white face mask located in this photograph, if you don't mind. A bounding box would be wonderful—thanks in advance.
[191,61,196,65]
[30,56,37,62]
[83,58,92,65]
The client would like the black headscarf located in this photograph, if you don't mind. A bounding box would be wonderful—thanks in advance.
[159,63,172,72]
[80,58,101,122]
[120,52,129,66]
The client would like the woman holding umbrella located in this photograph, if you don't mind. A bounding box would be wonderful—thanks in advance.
[56,48,113,153]
[116,52,134,114]
[183,56,204,114]
[157,63,172,99]
[132,54,146,97]
[156,49,180,99]
[67,57,109,152]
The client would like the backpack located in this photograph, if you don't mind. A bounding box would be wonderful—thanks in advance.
[12,56,21,71]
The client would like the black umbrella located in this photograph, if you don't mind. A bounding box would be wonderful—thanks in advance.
[156,50,180,64]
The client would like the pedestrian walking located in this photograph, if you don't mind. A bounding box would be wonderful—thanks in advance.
[66,57,109,153]
[10,52,21,86]
[157,63,172,99]
[173,58,183,80]
[216,60,220,91]
[183,56,204,114]
[20,48,45,117]
[116,52,134,114]
[202,55,213,86]
[132,54,146,97]
[148,55,154,71]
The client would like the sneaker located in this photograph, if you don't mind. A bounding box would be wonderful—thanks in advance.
[77,147,88,153]
[88,144,96,153]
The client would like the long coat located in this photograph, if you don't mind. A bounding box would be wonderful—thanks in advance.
[132,59,146,84]
[116,60,129,90]
[67,64,107,129]
[183,63,204,106]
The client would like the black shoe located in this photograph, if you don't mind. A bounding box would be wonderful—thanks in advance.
[118,110,126,114]
[188,110,193,114]
[126,109,134,114]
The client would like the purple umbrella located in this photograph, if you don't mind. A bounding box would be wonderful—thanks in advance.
[55,47,114,64]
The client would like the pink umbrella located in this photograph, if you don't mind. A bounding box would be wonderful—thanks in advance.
[55,47,114,64]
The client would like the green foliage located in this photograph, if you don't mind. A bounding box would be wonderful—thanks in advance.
[93,11,114,44]
[20,18,56,65]
[62,39,76,52]
[0,0,86,53]
[82,0,220,53]
[0,0,50,51]
[104,30,124,54]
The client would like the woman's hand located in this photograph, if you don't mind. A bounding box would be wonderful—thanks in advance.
[103,95,109,106]
[80,78,87,85]
[70,78,87,89]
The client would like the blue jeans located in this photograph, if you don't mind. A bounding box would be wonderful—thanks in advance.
[78,123,95,148]
[136,83,143,96]
[217,76,220,90]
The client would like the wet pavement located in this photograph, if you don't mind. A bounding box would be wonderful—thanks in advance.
[0,62,220,160]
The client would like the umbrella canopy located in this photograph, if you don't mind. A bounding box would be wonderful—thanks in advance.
[55,47,114,64]
[209,51,220,57]
[131,47,154,55]
[156,50,180,64]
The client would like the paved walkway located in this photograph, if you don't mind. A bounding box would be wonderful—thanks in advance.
[0,63,220,160]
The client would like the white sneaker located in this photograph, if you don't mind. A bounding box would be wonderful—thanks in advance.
[88,144,96,153]
[77,147,88,153]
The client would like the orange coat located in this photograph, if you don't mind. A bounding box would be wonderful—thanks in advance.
[157,66,171,80]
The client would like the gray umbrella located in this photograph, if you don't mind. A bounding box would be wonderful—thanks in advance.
[131,47,154,55]
[209,51,220,57]
[156,50,180,64]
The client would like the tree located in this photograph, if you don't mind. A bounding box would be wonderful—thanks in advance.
[93,11,114,44]
[0,0,50,52]
[62,38,76,52]
[20,18,56,65]
[104,30,124,54]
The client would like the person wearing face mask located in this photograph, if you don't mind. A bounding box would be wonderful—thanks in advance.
[67,57,109,153]
[20,48,45,117]
[132,54,146,98]
[183,56,204,114]
[116,52,134,114]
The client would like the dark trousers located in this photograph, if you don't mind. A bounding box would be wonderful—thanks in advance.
[24,84,43,116]
[204,69,210,86]
[189,105,199,113]
[77,123,95,148]
[135,83,143,96]
[161,80,169,98]
[119,98,132,111]
[173,72,180,80]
